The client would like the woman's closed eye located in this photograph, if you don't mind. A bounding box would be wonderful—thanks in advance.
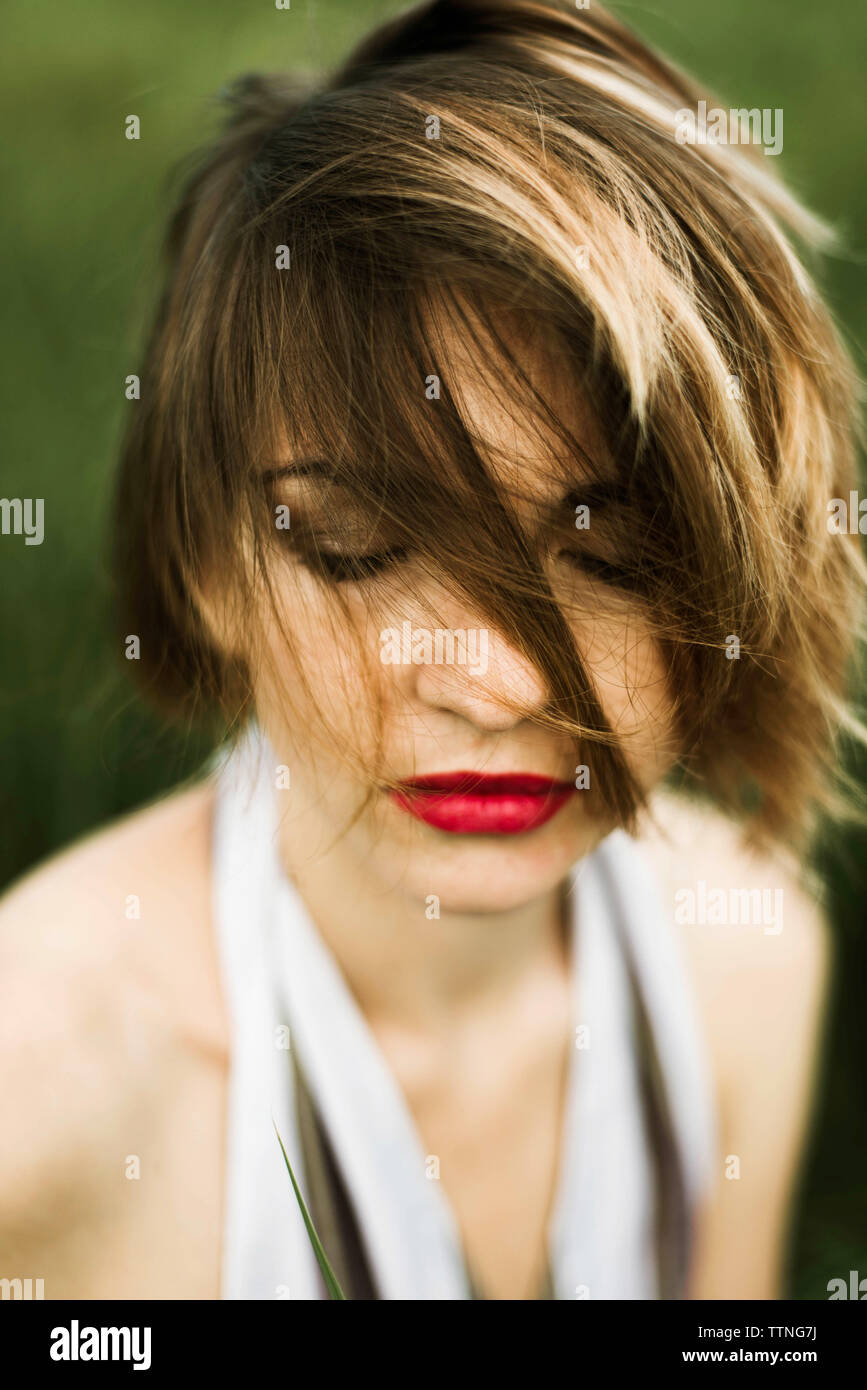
[268,498,411,584]
[297,535,635,589]
[558,548,635,588]
[315,545,410,584]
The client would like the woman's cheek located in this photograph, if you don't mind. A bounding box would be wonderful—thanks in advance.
[252,582,388,767]
[571,610,676,789]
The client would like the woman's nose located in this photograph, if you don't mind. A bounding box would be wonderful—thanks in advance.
[408,623,549,732]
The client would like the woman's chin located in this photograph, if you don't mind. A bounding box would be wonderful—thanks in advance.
[369,815,602,915]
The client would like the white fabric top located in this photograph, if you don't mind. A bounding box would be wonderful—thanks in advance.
[212,726,718,1300]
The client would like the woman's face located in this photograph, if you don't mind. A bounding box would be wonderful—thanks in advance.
[246,309,677,914]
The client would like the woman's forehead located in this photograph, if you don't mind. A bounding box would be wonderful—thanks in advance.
[424,288,613,488]
[267,296,614,514]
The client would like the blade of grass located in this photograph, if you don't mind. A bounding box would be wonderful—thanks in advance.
[273,1121,347,1300]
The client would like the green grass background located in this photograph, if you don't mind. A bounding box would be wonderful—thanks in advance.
[1,0,864,1298]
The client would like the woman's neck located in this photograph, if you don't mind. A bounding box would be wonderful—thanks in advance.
[278,832,572,1034]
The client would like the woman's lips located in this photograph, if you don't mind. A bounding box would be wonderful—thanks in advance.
[389,772,576,835]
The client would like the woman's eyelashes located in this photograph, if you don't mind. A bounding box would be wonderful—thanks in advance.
[307,541,635,592]
[269,504,410,584]
[557,548,635,588]
[315,545,409,583]
[290,537,636,589]
[276,501,635,591]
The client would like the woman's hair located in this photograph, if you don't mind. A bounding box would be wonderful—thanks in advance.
[113,0,865,850]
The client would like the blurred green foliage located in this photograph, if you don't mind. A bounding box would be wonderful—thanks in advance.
[1,0,864,1299]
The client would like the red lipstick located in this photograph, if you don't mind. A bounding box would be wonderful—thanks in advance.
[390,772,575,835]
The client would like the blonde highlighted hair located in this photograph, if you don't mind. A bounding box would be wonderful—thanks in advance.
[114,0,865,850]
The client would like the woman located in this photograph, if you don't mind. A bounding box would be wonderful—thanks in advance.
[0,0,862,1299]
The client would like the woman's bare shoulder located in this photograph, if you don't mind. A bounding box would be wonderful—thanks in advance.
[0,777,224,1228]
[0,776,216,937]
[635,786,829,1131]
[635,788,829,1295]
[636,786,829,978]
[635,788,829,1051]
